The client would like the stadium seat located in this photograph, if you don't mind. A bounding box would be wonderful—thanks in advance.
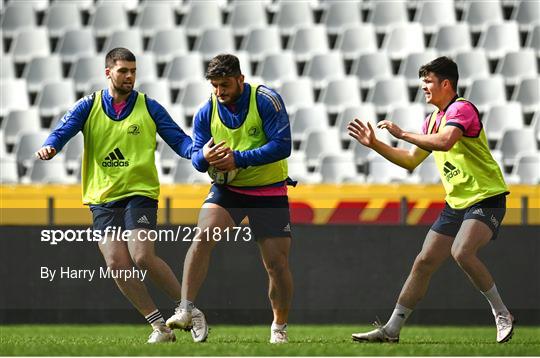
[90,4,129,39]
[512,77,540,114]
[278,78,315,114]
[65,0,96,11]
[318,77,362,114]
[532,111,540,142]
[351,52,393,90]
[193,27,235,62]
[388,103,425,133]
[25,156,75,184]
[382,23,426,61]
[335,104,378,142]
[302,52,345,88]
[43,3,81,38]
[0,80,30,118]
[135,4,176,38]
[287,152,321,184]
[368,0,408,34]
[160,142,181,172]
[463,0,504,33]
[56,28,97,64]
[291,104,330,144]
[526,23,540,56]
[240,27,282,63]
[70,56,103,93]
[272,1,314,36]
[511,0,540,32]
[478,22,521,60]
[15,131,50,171]
[288,25,329,63]
[411,155,440,184]
[321,1,362,36]
[23,55,63,93]
[64,132,83,172]
[2,108,41,147]
[256,52,297,87]
[413,0,456,34]
[148,28,189,64]
[300,128,343,168]
[138,80,172,109]
[454,50,491,90]
[187,171,212,185]
[319,153,363,183]
[335,24,378,61]
[164,53,205,91]
[367,152,410,183]
[0,158,19,184]
[430,23,472,57]
[182,1,223,38]
[507,152,540,184]
[102,29,144,55]
[10,28,50,64]
[367,77,410,115]
[484,102,524,142]
[496,50,538,87]
[134,53,158,83]
[176,80,210,117]
[1,55,15,80]
[171,157,201,183]
[1,3,36,39]
[36,80,76,118]
[496,128,537,166]
[227,2,267,36]
[398,51,438,88]
[464,76,507,113]
[96,0,139,11]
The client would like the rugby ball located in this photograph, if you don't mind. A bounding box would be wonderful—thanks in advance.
[207,166,239,185]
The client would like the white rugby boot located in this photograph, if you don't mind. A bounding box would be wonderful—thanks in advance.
[270,325,289,344]
[495,312,514,343]
[166,307,192,331]
[352,322,399,343]
[190,308,209,343]
[147,326,176,343]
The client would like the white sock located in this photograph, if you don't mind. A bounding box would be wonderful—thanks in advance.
[383,303,412,337]
[145,309,167,330]
[180,299,194,312]
[481,284,509,316]
[271,322,287,331]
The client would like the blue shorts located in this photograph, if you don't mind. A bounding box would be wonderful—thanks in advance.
[431,193,507,240]
[204,184,292,240]
[89,195,158,231]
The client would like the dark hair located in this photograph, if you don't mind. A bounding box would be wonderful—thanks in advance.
[105,47,136,68]
[418,56,459,91]
[205,54,242,79]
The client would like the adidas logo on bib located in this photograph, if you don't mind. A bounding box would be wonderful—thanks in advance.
[102,148,129,167]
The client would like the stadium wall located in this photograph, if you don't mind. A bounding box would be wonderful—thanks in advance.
[1,225,538,325]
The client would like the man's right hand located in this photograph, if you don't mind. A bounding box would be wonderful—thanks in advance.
[347,118,377,148]
[35,146,57,160]
[202,138,231,163]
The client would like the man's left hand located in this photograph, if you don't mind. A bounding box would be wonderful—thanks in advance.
[377,120,405,139]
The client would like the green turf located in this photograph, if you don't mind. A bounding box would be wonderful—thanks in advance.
[0,324,539,356]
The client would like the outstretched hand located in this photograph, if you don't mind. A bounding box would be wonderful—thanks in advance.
[35,146,57,160]
[377,120,404,140]
[347,119,376,148]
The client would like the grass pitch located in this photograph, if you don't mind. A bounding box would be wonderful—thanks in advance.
[1,324,539,356]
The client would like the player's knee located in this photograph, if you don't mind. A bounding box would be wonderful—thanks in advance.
[105,256,132,271]
[413,253,438,273]
[265,257,289,277]
[131,251,154,270]
[451,246,472,266]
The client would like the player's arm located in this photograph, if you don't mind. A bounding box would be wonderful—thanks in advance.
[378,119,463,152]
[146,97,193,159]
[348,119,430,171]
[225,87,291,170]
[35,94,94,160]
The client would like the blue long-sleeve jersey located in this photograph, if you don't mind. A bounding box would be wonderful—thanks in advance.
[191,83,291,173]
[43,89,192,159]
